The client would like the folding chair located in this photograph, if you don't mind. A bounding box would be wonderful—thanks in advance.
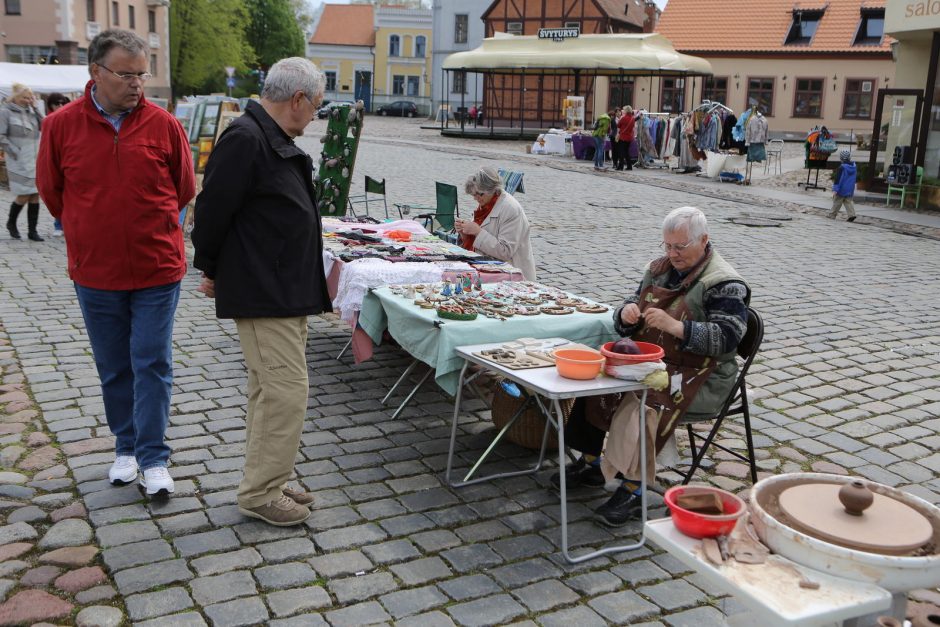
[886,165,923,210]
[677,307,764,485]
[498,168,526,195]
[396,182,459,241]
[347,176,392,219]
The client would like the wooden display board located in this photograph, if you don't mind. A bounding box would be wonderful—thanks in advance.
[315,101,364,217]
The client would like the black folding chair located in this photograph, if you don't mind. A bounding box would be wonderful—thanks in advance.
[678,307,764,485]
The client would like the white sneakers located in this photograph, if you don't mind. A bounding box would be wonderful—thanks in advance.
[140,466,175,497]
[108,455,139,485]
[108,455,174,497]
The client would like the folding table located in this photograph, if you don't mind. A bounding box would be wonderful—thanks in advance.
[446,341,649,563]
[645,518,892,626]
[358,288,617,419]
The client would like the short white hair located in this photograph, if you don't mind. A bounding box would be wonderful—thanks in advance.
[662,206,708,240]
[261,57,324,103]
[464,166,502,195]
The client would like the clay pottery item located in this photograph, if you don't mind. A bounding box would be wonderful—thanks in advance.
[908,600,940,627]
[876,617,902,627]
[839,480,874,516]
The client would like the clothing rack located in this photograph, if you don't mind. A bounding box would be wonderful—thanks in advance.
[635,111,673,169]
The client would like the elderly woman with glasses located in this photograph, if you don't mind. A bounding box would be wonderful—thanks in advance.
[550,206,750,528]
[2,83,44,240]
[454,166,537,280]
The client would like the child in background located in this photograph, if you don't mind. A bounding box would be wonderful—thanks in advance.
[829,149,857,223]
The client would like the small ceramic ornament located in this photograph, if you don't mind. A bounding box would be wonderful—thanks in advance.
[404,285,416,299]
[442,280,452,296]
[475,274,483,291]
[455,281,463,295]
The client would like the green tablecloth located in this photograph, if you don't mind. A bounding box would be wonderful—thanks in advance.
[358,287,619,396]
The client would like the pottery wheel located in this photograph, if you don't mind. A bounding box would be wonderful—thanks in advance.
[779,484,932,555]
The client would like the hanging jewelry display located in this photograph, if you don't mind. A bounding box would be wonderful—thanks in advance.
[315,101,365,217]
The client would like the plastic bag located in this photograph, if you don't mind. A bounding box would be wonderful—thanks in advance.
[605,359,666,381]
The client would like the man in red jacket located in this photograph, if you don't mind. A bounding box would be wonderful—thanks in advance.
[36,29,195,499]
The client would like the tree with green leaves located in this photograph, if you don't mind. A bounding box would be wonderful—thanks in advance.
[246,0,306,69]
[170,0,255,97]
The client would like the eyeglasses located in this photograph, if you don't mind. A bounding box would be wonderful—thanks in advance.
[98,64,152,82]
[660,239,695,253]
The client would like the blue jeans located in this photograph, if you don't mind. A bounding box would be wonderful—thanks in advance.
[74,281,181,470]
[593,136,606,168]
[54,219,62,231]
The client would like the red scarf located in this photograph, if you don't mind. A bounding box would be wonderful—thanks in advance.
[460,191,500,251]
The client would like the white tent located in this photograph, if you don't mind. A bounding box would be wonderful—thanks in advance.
[0,63,89,98]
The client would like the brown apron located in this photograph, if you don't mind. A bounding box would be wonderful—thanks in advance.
[633,252,718,453]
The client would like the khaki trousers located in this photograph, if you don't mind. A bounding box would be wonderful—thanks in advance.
[235,317,309,508]
[828,195,856,219]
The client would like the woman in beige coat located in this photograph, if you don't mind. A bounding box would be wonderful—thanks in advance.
[455,166,537,280]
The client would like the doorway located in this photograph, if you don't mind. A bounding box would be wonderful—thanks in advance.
[355,71,372,112]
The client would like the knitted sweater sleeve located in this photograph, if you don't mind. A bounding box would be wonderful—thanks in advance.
[680,281,749,356]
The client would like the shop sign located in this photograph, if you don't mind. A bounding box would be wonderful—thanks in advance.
[538,27,579,42]
[886,0,940,33]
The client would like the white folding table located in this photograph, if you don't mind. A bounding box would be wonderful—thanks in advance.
[645,518,893,626]
[446,341,649,563]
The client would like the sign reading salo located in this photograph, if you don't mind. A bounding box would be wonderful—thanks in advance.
[538,27,580,42]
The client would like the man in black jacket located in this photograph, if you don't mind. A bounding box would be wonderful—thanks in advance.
[192,57,331,526]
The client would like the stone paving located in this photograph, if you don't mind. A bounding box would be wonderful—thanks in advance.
[1,116,939,625]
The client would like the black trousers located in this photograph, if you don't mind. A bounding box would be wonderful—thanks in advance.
[563,397,607,456]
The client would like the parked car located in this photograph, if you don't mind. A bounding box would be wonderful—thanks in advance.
[317,101,355,119]
[376,101,418,117]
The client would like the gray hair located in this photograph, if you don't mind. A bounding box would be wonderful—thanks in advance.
[261,57,325,103]
[88,29,147,67]
[662,206,708,240]
[464,166,502,196]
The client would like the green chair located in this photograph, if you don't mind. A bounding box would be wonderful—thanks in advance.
[886,165,923,209]
[347,176,391,219]
[396,182,459,236]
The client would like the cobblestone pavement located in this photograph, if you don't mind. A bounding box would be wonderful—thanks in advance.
[1,116,939,626]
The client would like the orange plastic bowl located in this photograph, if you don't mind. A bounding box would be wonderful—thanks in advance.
[600,341,665,366]
[664,485,746,539]
[552,348,605,380]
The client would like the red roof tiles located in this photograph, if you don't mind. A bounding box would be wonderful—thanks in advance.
[656,0,893,54]
[310,4,375,47]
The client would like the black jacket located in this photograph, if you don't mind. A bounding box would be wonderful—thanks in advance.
[192,100,332,319]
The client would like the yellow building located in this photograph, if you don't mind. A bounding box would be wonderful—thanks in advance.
[372,6,433,115]
[307,4,376,109]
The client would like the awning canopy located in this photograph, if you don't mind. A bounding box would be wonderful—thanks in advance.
[443,32,712,77]
[0,63,89,98]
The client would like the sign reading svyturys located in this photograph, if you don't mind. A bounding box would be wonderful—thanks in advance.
[537,27,579,42]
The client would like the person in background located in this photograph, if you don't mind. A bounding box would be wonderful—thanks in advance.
[44,92,71,237]
[36,29,195,499]
[829,149,857,223]
[455,166,537,281]
[609,107,621,166]
[193,57,331,527]
[1,83,44,241]
[468,104,478,127]
[592,110,611,171]
[616,106,637,171]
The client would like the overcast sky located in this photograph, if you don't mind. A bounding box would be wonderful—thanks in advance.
[306,0,668,11]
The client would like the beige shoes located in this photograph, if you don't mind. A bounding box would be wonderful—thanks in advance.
[283,486,314,506]
[239,494,310,526]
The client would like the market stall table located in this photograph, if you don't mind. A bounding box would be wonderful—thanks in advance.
[446,340,650,563]
[357,284,618,417]
[645,518,892,626]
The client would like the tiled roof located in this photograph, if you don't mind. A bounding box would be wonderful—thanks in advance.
[309,4,375,46]
[656,0,893,54]
[594,0,648,29]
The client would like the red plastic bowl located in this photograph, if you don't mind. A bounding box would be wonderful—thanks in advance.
[664,486,746,539]
[600,341,664,365]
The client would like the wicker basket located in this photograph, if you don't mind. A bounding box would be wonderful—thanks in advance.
[490,382,573,450]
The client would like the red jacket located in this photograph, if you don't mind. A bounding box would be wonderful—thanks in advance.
[618,113,637,142]
[36,81,195,290]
